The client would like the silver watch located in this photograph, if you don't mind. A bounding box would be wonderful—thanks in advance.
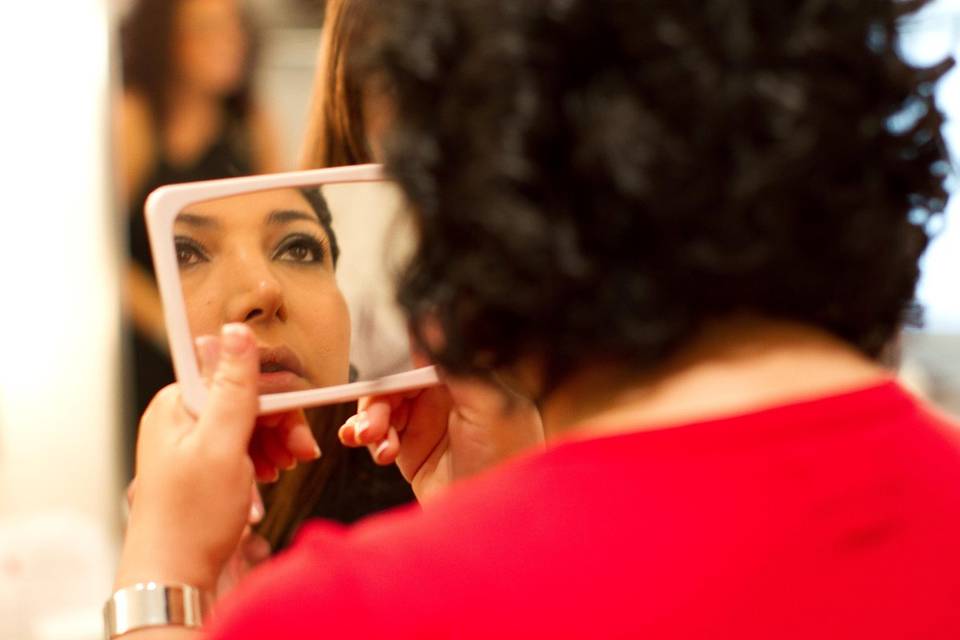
[103,582,209,638]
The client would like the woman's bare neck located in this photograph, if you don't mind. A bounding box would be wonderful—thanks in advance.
[542,318,890,442]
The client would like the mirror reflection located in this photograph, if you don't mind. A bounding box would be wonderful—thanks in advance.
[173,180,415,394]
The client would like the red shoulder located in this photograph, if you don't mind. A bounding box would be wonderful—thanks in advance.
[208,521,375,638]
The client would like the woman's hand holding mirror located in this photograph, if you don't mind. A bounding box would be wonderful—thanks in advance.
[125,477,270,599]
[118,324,320,595]
[339,373,545,503]
[194,333,321,482]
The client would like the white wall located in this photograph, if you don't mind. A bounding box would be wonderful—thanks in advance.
[902,0,960,332]
[258,27,323,168]
[0,0,121,534]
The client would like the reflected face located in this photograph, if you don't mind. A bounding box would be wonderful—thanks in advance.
[175,189,351,393]
[174,0,248,95]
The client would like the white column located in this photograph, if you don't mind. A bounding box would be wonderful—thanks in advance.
[0,0,121,537]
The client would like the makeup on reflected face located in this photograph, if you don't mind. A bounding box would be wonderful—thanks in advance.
[175,188,351,394]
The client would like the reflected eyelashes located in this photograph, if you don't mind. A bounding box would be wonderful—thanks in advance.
[272,233,328,266]
[175,236,210,268]
[173,233,329,269]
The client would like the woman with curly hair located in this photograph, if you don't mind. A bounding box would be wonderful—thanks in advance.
[113,0,960,638]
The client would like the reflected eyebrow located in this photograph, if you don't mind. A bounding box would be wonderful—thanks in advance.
[176,212,220,228]
[267,209,321,226]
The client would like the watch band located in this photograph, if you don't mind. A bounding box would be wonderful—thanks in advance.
[104,582,208,638]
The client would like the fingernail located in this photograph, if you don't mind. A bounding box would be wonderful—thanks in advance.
[270,469,280,483]
[312,443,322,459]
[354,412,370,439]
[250,502,263,523]
[222,323,250,355]
[374,439,390,461]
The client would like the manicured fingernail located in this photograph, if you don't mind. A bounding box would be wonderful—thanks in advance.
[374,439,390,461]
[222,323,250,355]
[354,412,370,439]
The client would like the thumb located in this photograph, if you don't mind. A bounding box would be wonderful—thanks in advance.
[195,334,222,383]
[196,323,260,453]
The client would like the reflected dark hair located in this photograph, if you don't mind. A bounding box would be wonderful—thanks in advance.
[120,0,261,126]
[300,188,341,266]
[366,0,952,392]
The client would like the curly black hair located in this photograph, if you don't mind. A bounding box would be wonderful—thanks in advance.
[362,0,952,392]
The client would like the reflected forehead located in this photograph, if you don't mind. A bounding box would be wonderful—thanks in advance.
[176,209,320,227]
[266,210,321,227]
[176,212,221,228]
[176,189,320,228]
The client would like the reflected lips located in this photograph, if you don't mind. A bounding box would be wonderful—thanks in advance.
[257,345,310,393]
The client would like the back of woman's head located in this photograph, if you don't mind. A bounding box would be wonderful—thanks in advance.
[365,0,952,391]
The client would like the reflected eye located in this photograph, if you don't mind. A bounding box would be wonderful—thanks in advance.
[174,237,209,268]
[274,234,326,265]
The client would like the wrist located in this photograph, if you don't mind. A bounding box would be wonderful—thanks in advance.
[117,522,222,594]
[104,582,210,639]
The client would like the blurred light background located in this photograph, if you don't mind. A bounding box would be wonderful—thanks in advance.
[0,0,120,637]
[900,0,960,414]
[0,1,326,637]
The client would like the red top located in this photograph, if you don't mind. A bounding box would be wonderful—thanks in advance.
[210,382,960,638]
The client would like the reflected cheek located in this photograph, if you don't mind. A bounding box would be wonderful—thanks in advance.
[295,296,352,386]
[184,291,224,341]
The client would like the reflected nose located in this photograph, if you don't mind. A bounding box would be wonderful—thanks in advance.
[224,257,286,325]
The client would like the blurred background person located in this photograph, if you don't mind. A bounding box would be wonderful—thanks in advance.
[117,0,282,469]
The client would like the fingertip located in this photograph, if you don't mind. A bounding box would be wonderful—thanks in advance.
[249,485,265,525]
[284,421,320,461]
[249,500,264,524]
[353,411,372,442]
[195,335,221,373]
[369,430,399,465]
[373,438,392,463]
[338,422,359,447]
[221,323,254,355]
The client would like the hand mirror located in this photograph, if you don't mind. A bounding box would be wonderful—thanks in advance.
[145,164,438,415]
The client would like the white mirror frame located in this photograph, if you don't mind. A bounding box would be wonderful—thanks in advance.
[145,163,439,416]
